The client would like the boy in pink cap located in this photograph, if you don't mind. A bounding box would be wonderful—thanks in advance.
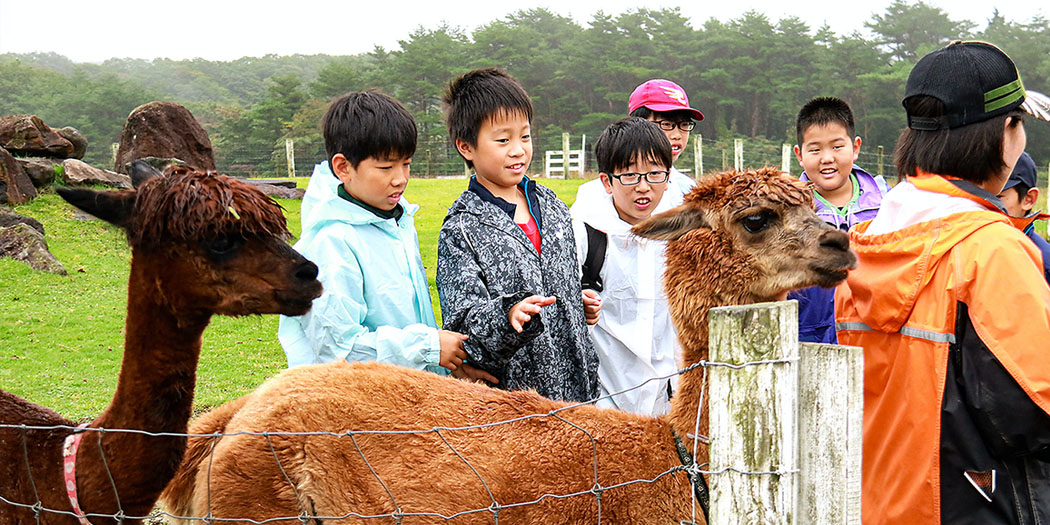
[573,79,703,216]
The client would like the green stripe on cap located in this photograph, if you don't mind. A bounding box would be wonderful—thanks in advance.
[984,78,1025,112]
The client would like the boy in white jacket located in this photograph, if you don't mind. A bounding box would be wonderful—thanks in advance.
[572,117,680,416]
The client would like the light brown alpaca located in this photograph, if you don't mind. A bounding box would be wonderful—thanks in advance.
[0,162,322,524]
[160,167,856,524]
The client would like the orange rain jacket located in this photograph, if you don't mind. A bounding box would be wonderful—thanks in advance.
[837,174,1050,524]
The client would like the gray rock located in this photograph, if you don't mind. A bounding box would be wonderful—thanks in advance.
[0,206,44,234]
[56,127,87,160]
[15,157,58,188]
[0,223,66,275]
[249,183,305,200]
[62,159,132,189]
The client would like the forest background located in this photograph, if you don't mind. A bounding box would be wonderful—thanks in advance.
[2,0,1049,179]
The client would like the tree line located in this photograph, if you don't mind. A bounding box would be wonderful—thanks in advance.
[1,0,1048,177]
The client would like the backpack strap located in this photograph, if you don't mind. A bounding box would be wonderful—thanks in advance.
[580,222,607,293]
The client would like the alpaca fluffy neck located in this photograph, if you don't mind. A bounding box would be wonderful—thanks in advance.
[76,259,210,514]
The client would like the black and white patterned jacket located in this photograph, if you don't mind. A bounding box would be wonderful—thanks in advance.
[437,177,599,403]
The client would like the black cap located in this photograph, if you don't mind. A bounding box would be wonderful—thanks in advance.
[1003,152,1037,192]
[904,41,1026,130]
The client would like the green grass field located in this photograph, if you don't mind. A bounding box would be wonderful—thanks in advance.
[0,177,588,420]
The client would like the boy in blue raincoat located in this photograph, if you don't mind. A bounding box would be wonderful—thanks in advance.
[279,91,494,384]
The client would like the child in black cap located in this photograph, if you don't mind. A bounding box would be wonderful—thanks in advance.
[997,151,1050,283]
[836,41,1050,525]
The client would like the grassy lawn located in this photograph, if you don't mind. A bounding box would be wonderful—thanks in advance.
[0,176,589,420]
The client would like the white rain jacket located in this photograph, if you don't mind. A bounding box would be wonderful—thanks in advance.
[569,172,689,416]
[277,162,444,373]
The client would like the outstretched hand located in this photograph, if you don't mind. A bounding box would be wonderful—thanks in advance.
[508,295,556,333]
[451,363,500,385]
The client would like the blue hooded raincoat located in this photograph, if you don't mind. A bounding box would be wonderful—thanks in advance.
[277,162,445,374]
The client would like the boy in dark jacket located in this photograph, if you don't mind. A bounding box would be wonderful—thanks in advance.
[436,68,599,403]
[788,97,889,343]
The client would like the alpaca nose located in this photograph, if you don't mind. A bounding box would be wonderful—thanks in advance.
[294,260,319,283]
[819,229,850,252]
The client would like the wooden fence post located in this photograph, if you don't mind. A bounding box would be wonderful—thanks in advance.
[708,301,863,524]
[798,342,863,524]
[709,300,799,524]
[695,134,703,179]
[781,144,792,175]
[733,139,743,170]
[580,134,587,176]
[562,132,571,179]
[285,138,296,178]
[877,145,884,177]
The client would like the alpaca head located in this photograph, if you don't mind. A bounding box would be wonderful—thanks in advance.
[634,166,856,311]
[56,162,322,318]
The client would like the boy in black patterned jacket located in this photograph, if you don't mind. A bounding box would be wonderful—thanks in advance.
[436,68,600,403]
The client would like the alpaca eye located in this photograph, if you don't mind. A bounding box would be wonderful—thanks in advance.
[741,211,775,233]
[207,236,241,256]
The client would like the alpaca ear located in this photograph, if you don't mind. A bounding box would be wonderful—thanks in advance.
[129,160,163,189]
[632,205,709,241]
[56,187,137,229]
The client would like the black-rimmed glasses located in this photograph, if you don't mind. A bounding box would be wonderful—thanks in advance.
[607,170,670,186]
[653,120,696,132]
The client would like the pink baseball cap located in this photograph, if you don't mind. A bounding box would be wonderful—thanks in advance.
[628,79,704,121]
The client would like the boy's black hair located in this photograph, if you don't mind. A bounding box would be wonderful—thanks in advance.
[322,90,417,170]
[443,68,534,168]
[594,117,673,175]
[629,107,695,123]
[894,95,1024,184]
[795,97,856,147]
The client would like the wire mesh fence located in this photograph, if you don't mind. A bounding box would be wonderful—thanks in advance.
[0,302,862,525]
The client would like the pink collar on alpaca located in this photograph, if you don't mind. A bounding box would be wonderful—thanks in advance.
[62,423,93,525]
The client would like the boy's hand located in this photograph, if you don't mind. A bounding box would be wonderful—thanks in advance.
[508,295,556,333]
[582,289,602,325]
[451,363,500,385]
[438,330,469,371]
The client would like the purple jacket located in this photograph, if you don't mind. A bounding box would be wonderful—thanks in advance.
[793,165,889,343]
[801,166,890,231]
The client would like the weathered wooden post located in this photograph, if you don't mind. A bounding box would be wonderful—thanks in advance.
[285,138,296,178]
[708,301,863,524]
[580,134,587,177]
[877,145,884,177]
[734,139,744,170]
[695,134,704,179]
[709,300,799,524]
[562,132,571,179]
[781,144,792,175]
[798,341,863,524]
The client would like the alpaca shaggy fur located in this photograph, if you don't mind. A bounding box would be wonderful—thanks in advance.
[0,164,322,524]
[160,167,856,524]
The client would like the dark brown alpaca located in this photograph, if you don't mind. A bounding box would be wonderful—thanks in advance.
[160,167,855,524]
[0,163,322,524]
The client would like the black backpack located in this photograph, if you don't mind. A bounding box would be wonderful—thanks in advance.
[580,222,608,293]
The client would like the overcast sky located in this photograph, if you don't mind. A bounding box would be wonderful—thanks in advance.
[0,0,1044,63]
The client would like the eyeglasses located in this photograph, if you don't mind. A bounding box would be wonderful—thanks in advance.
[653,120,696,132]
[607,170,670,186]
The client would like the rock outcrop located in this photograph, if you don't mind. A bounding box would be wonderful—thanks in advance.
[0,146,37,205]
[114,102,216,173]
[0,115,74,158]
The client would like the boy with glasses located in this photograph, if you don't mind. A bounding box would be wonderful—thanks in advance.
[572,117,680,416]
